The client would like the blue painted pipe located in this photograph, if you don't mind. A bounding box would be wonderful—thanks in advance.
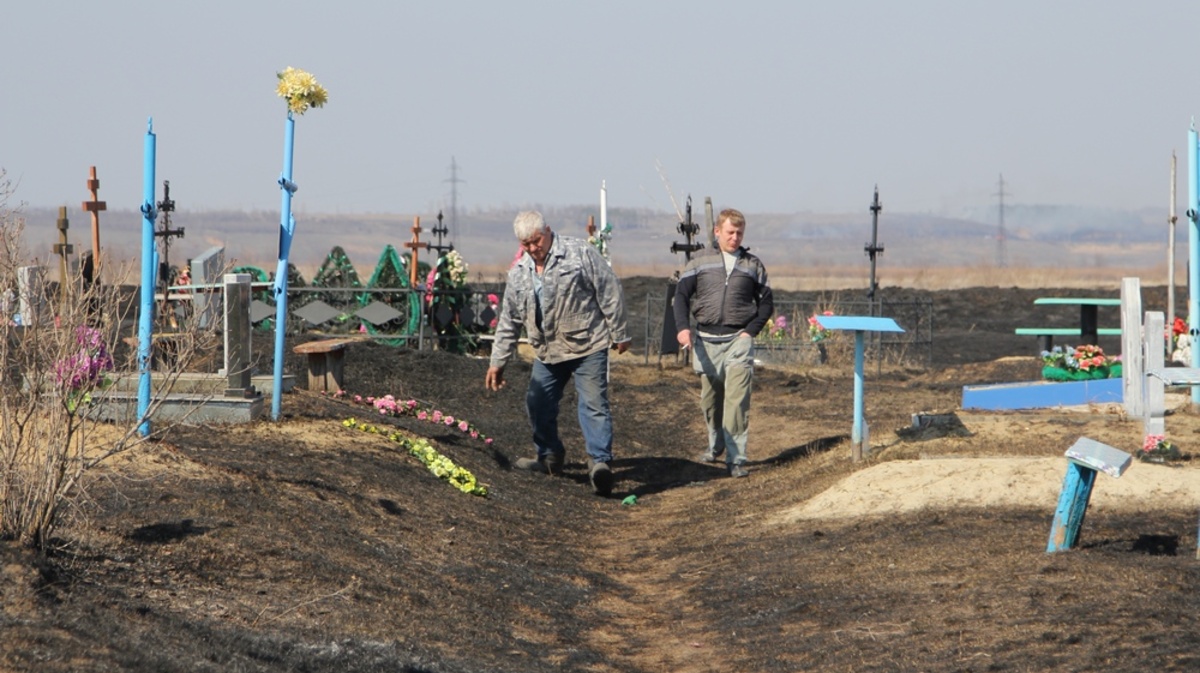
[137,118,157,436]
[271,113,297,420]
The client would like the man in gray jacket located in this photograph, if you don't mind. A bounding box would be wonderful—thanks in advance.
[672,208,773,478]
[485,211,631,496]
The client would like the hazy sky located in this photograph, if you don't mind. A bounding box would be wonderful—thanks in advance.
[4,1,1199,219]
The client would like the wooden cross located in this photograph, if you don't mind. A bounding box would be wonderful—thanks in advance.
[404,216,430,288]
[52,206,74,309]
[80,166,106,283]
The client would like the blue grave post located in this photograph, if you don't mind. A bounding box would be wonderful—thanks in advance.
[1046,437,1131,552]
[813,315,905,461]
[137,118,158,437]
[270,68,327,420]
[270,112,297,421]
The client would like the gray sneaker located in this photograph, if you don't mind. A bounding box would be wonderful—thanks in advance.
[727,464,749,478]
[515,453,563,475]
[699,447,725,463]
[588,460,614,496]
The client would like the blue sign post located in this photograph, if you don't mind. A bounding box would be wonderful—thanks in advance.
[815,315,905,461]
[137,118,158,437]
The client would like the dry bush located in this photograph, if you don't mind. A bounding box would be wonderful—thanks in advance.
[0,174,221,549]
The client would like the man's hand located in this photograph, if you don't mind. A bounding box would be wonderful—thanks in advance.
[485,366,506,391]
[613,340,631,355]
[676,329,692,349]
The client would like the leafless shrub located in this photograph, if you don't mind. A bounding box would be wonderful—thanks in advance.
[0,172,221,549]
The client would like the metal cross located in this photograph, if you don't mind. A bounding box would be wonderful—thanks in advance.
[864,186,885,305]
[154,180,185,290]
[404,216,430,288]
[428,209,454,258]
[669,195,704,264]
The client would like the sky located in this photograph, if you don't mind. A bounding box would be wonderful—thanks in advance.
[4,1,1200,220]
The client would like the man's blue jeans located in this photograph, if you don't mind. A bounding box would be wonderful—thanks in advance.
[526,349,613,464]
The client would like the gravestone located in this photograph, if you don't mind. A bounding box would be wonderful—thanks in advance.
[223,273,255,397]
[17,265,48,327]
[190,246,224,329]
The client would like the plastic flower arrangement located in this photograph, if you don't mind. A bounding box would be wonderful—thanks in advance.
[487,293,500,330]
[765,314,788,341]
[1139,434,1181,463]
[329,391,493,446]
[1040,344,1121,381]
[443,250,468,287]
[808,311,833,342]
[276,67,328,115]
[55,325,114,413]
[343,418,488,496]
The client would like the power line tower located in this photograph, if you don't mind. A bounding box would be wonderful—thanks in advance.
[994,173,1010,268]
[443,156,466,243]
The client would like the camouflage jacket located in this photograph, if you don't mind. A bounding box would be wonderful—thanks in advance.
[490,234,630,367]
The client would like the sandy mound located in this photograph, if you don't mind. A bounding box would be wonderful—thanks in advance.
[770,457,1200,524]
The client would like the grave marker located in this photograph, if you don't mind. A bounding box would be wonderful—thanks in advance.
[814,314,905,461]
[1047,437,1131,553]
[81,166,106,283]
[52,206,74,309]
[404,216,429,289]
[428,210,454,259]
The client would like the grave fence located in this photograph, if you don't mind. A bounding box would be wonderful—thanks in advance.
[643,295,934,368]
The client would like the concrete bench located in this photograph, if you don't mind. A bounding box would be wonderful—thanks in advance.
[1014,327,1122,352]
[293,337,364,392]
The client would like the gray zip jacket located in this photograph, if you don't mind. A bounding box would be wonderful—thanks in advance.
[490,234,630,367]
[672,246,773,339]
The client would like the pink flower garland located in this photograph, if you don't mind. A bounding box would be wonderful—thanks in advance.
[325,390,494,445]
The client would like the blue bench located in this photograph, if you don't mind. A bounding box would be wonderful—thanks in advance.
[1018,297,1123,352]
[1014,327,1122,352]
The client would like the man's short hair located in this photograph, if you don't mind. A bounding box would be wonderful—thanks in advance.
[718,208,746,228]
[513,211,548,240]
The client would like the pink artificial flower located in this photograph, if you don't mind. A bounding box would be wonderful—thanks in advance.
[432,410,443,422]
[487,293,499,305]
[485,438,494,445]
[470,430,479,439]
[417,410,428,421]
[445,416,455,425]
[458,420,470,432]
[354,395,363,403]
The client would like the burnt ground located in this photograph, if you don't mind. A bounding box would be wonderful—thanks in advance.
[1,279,1198,672]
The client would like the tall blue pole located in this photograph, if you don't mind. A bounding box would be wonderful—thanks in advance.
[137,118,157,437]
[1188,121,1199,405]
[271,112,298,420]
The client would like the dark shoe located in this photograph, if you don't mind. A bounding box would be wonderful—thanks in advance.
[699,447,725,463]
[589,461,614,496]
[727,464,749,478]
[515,453,563,475]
